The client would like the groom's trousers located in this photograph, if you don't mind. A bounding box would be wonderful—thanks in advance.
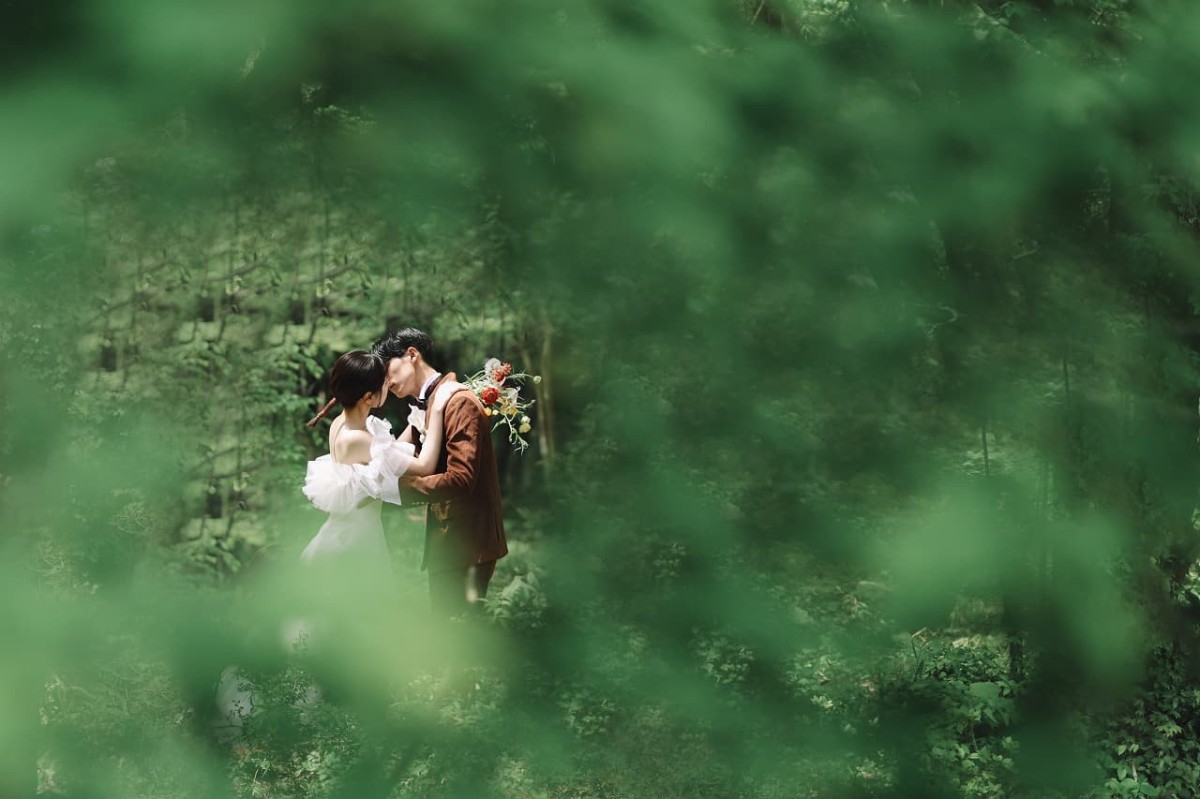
[429,559,497,617]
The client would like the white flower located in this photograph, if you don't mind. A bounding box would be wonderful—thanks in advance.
[518,422,532,434]
[484,357,502,375]
[532,375,542,384]
[520,415,530,425]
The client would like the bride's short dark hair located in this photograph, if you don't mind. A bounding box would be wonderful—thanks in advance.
[330,350,384,406]
[305,350,384,428]
[372,327,435,365]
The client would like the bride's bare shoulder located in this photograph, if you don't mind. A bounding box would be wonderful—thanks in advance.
[333,428,372,463]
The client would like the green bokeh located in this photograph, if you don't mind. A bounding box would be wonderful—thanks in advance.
[5,1,1200,797]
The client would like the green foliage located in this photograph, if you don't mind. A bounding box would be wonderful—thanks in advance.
[9,0,1200,797]
[1095,647,1200,798]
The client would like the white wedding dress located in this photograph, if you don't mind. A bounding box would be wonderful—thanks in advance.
[214,415,414,740]
[299,414,415,566]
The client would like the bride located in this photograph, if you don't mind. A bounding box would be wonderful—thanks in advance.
[300,349,449,568]
[215,350,449,738]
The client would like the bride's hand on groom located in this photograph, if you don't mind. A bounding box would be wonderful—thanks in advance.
[429,384,453,417]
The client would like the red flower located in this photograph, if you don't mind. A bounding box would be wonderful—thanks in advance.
[491,362,513,382]
[480,386,500,405]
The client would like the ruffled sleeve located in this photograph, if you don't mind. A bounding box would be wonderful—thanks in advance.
[359,416,415,505]
[301,416,416,512]
[302,456,361,514]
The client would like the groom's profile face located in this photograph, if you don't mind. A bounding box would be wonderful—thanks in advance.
[385,352,419,398]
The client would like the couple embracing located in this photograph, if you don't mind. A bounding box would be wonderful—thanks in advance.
[302,326,508,617]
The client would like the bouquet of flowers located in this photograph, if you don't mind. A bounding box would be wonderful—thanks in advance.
[464,357,541,452]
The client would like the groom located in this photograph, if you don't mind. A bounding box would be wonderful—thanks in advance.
[373,327,508,615]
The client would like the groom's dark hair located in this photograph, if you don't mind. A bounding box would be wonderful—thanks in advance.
[372,326,435,365]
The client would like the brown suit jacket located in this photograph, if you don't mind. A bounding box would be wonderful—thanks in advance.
[403,376,507,573]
